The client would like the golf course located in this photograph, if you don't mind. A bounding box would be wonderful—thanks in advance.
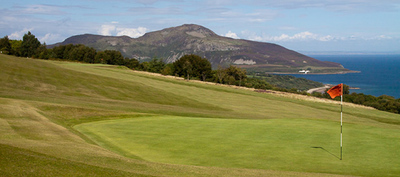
[1,53,400,176]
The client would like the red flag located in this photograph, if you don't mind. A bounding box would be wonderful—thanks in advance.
[327,83,343,99]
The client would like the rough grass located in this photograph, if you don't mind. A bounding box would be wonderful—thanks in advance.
[1,54,400,176]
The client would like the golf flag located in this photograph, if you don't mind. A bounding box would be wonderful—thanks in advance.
[327,83,344,160]
[327,84,343,99]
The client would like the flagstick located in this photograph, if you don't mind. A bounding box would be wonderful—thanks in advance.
[327,83,344,160]
[340,85,343,160]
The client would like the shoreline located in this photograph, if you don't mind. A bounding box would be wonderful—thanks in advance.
[267,70,361,75]
[307,84,360,94]
[306,85,332,94]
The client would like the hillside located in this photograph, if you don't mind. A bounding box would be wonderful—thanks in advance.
[1,54,399,176]
[51,24,351,73]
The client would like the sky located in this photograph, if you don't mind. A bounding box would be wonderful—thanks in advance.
[1,0,399,53]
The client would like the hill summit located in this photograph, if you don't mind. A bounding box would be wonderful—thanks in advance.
[52,24,350,73]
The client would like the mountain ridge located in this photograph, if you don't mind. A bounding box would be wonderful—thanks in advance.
[51,24,350,73]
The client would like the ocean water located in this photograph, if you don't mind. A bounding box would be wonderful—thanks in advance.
[290,55,400,98]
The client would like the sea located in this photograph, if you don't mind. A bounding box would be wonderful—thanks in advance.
[289,55,400,99]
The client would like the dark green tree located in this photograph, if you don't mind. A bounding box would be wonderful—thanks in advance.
[173,55,191,79]
[51,45,64,59]
[0,36,12,54]
[20,31,41,57]
[62,44,74,59]
[183,60,193,80]
[82,47,97,63]
[173,54,212,80]
[139,62,150,71]
[35,43,50,59]
[225,65,247,86]
[10,40,22,56]
[161,63,174,76]
[197,57,212,81]
[94,51,110,64]
[125,58,140,69]
[104,50,125,65]
[147,57,166,73]
[343,84,350,95]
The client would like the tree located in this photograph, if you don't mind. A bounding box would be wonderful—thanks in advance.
[94,51,110,64]
[161,63,174,75]
[10,40,22,56]
[51,45,65,59]
[35,43,50,59]
[104,50,125,65]
[62,44,74,59]
[147,57,166,73]
[0,36,12,54]
[20,31,41,57]
[139,62,150,71]
[225,65,247,86]
[125,58,140,69]
[215,65,226,84]
[237,68,247,86]
[67,45,85,61]
[343,84,350,95]
[197,57,212,81]
[183,60,193,80]
[173,55,190,78]
[83,47,97,63]
[173,54,212,80]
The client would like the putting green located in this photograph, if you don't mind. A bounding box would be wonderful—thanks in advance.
[75,116,400,176]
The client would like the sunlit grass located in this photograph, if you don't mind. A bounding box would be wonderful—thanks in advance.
[1,54,400,176]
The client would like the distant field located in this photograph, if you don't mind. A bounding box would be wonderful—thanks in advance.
[1,54,400,176]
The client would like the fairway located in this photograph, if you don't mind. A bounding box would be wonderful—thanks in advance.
[1,54,400,176]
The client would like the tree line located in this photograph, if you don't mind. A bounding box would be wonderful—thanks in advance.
[1,32,399,114]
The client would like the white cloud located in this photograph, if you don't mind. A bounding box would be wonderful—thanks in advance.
[116,27,147,38]
[242,30,398,44]
[250,0,400,12]
[262,31,335,42]
[241,30,263,41]
[225,31,239,39]
[98,23,148,38]
[39,33,62,44]
[9,28,33,40]
[98,25,116,36]
[245,9,280,22]
[371,35,393,40]
[319,35,334,41]
[20,4,66,15]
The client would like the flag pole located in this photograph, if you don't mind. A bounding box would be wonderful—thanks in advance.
[340,83,343,160]
[327,83,344,160]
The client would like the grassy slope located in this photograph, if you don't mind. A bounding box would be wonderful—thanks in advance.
[1,54,399,176]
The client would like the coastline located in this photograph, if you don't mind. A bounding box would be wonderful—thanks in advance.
[307,84,360,94]
[306,85,332,94]
[266,70,361,75]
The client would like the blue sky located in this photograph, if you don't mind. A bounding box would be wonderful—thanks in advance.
[1,0,399,53]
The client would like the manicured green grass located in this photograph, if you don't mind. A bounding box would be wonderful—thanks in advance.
[75,116,400,177]
[1,54,400,176]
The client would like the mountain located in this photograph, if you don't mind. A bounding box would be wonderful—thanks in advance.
[51,24,350,73]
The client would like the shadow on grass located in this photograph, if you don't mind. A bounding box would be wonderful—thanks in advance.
[311,146,340,160]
